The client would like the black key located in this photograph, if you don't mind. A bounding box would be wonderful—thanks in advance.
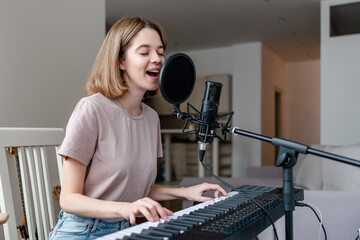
[148,226,180,236]
[216,203,237,209]
[190,211,216,218]
[159,222,188,231]
[176,216,204,225]
[167,219,193,227]
[206,205,230,212]
[198,208,223,215]
[123,233,163,240]
[141,228,174,238]
[169,219,198,228]
[177,215,207,224]
[183,213,209,221]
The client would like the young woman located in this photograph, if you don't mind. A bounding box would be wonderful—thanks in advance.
[49,17,227,239]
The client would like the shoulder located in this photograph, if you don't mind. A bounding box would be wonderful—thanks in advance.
[141,102,160,120]
[77,93,114,111]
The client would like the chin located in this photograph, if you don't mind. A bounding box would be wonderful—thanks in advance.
[148,82,159,91]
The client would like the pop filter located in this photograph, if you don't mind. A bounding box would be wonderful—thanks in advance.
[159,53,196,105]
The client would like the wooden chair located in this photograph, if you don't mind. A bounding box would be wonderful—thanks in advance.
[0,212,9,225]
[0,128,64,240]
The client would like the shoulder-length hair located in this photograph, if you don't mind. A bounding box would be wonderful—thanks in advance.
[86,17,167,99]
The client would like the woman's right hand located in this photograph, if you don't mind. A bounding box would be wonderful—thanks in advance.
[122,197,173,224]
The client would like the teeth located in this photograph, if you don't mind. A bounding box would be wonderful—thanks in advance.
[147,70,159,73]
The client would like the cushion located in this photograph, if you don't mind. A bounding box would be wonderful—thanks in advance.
[276,190,360,239]
[293,144,326,190]
[322,143,360,190]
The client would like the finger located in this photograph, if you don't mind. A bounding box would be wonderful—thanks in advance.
[163,207,173,216]
[208,184,228,197]
[145,199,172,221]
[218,186,228,196]
[195,196,213,202]
[214,190,220,198]
[144,200,168,221]
[141,199,162,222]
[157,207,173,221]
[138,206,155,222]
[129,213,136,225]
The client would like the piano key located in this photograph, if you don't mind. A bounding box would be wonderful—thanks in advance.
[98,186,305,240]
[182,213,209,221]
[123,233,163,240]
[158,222,188,231]
[165,222,192,231]
[148,226,179,235]
[205,205,232,212]
[168,219,198,228]
[148,226,180,236]
[176,215,207,224]
[98,191,241,240]
[190,210,217,218]
[196,208,222,216]
[141,228,174,238]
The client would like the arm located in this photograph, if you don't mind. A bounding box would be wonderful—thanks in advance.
[60,157,172,224]
[148,183,228,202]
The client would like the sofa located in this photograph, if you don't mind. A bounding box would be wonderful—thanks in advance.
[179,143,360,239]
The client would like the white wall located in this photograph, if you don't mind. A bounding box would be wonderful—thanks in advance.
[321,0,360,145]
[181,47,233,76]
[231,43,262,177]
[0,1,105,237]
[0,0,106,129]
[185,42,263,178]
[285,60,320,145]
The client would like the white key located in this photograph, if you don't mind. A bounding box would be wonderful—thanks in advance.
[98,192,238,240]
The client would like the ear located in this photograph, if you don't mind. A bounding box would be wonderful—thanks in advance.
[119,58,126,70]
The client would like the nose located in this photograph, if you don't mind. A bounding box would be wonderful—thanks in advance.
[150,52,162,64]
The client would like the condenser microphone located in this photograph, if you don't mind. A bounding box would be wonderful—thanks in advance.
[197,81,222,162]
[159,53,231,163]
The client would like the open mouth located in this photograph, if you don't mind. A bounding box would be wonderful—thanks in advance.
[146,70,160,78]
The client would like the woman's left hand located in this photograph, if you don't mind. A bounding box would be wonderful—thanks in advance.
[183,183,228,202]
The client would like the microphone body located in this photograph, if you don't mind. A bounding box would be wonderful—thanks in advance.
[197,81,222,161]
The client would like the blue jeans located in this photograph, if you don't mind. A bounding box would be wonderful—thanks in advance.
[48,210,132,240]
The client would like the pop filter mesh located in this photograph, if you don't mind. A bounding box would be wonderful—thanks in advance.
[160,54,195,104]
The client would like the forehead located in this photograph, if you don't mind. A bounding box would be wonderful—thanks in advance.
[128,28,163,49]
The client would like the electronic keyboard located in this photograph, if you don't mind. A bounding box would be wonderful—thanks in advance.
[99,185,304,240]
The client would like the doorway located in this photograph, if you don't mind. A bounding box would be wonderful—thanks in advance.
[274,89,283,163]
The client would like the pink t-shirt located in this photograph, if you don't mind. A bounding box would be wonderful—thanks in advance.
[58,93,163,205]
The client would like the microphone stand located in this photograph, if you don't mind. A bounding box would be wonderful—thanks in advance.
[171,104,360,239]
[223,126,360,240]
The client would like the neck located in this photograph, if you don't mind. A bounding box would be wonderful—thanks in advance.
[117,89,144,117]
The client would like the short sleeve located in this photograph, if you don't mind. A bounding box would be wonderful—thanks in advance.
[157,117,163,158]
[58,99,98,166]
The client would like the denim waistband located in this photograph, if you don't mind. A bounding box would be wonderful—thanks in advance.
[59,210,125,232]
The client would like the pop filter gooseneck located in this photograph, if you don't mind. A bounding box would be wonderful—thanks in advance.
[159,53,196,106]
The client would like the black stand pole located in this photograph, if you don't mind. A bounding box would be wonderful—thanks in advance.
[224,125,360,240]
[275,146,298,240]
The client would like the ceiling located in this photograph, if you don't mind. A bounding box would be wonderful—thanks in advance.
[106,0,321,62]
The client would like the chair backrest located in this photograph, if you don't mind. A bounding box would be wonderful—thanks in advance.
[0,128,64,240]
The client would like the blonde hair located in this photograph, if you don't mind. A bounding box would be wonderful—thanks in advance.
[86,17,167,98]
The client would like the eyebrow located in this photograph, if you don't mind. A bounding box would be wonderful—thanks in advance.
[135,44,164,51]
